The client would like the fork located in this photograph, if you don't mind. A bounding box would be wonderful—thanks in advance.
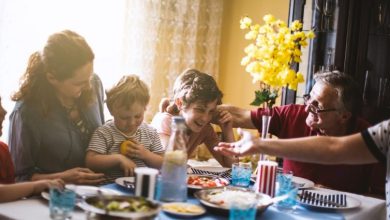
[123,180,135,189]
[299,190,347,207]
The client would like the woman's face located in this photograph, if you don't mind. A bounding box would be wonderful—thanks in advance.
[0,98,6,136]
[49,62,93,101]
[179,99,218,133]
[112,102,146,136]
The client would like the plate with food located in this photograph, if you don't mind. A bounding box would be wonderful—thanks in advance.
[194,186,272,214]
[41,185,121,201]
[187,174,229,190]
[78,195,160,219]
[162,202,206,217]
[115,177,135,189]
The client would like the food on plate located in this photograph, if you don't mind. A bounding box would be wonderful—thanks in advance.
[92,197,154,212]
[206,190,260,207]
[187,175,228,188]
[162,203,204,214]
[120,139,137,155]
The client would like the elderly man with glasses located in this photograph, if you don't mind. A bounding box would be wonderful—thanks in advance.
[219,71,377,194]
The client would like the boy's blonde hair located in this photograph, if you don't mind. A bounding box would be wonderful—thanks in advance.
[106,75,150,113]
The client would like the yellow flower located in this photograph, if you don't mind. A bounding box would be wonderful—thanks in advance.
[240,16,252,29]
[240,14,314,107]
[263,14,276,24]
[291,20,303,31]
[245,30,258,40]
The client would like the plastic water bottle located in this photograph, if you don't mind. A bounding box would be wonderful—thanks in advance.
[159,116,188,202]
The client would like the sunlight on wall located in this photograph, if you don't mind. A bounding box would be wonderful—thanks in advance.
[0,0,126,141]
[219,0,289,109]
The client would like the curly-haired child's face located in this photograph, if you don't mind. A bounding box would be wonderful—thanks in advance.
[112,102,146,135]
[180,99,218,133]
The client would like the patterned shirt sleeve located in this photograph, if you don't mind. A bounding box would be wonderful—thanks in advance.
[144,124,165,154]
[87,126,111,154]
[361,119,390,163]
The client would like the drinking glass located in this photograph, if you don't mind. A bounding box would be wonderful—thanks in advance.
[275,172,298,210]
[49,187,76,220]
[231,162,252,187]
[229,198,257,220]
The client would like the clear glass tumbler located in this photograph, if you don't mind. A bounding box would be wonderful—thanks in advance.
[231,162,252,187]
[49,187,76,220]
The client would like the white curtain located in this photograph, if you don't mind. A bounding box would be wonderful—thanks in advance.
[122,0,224,120]
[0,0,224,141]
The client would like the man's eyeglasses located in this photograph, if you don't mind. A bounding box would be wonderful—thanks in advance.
[303,94,338,114]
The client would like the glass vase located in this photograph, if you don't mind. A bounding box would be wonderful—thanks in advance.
[260,106,271,160]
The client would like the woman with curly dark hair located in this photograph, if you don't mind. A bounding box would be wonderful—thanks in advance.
[9,30,105,184]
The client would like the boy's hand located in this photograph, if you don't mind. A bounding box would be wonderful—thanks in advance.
[121,139,149,160]
[119,156,137,176]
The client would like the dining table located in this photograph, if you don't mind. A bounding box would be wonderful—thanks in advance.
[0,181,385,220]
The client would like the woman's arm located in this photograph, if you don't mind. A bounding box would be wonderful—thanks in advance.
[204,125,237,167]
[85,151,137,176]
[0,179,64,203]
[8,107,37,181]
[215,129,378,165]
[31,167,106,185]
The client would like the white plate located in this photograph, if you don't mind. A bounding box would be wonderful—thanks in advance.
[115,176,135,188]
[162,202,206,217]
[187,174,229,189]
[292,176,315,189]
[189,166,230,173]
[251,175,314,188]
[41,185,121,201]
[298,189,361,210]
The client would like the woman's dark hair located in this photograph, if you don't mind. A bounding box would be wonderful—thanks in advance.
[12,30,95,114]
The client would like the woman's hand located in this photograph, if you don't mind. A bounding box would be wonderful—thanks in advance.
[32,179,65,195]
[214,128,260,157]
[61,167,105,185]
[119,156,137,177]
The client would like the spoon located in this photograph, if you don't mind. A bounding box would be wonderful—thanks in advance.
[262,188,298,206]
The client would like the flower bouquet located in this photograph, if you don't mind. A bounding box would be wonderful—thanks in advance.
[240,14,314,164]
[240,14,314,109]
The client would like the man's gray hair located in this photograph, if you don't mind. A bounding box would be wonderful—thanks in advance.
[314,70,362,116]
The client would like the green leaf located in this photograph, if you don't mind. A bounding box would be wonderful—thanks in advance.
[250,89,278,107]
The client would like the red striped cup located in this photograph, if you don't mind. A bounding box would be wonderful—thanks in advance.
[255,160,277,197]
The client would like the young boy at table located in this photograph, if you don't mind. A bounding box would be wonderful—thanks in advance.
[86,75,164,183]
[0,97,64,202]
[151,68,236,167]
